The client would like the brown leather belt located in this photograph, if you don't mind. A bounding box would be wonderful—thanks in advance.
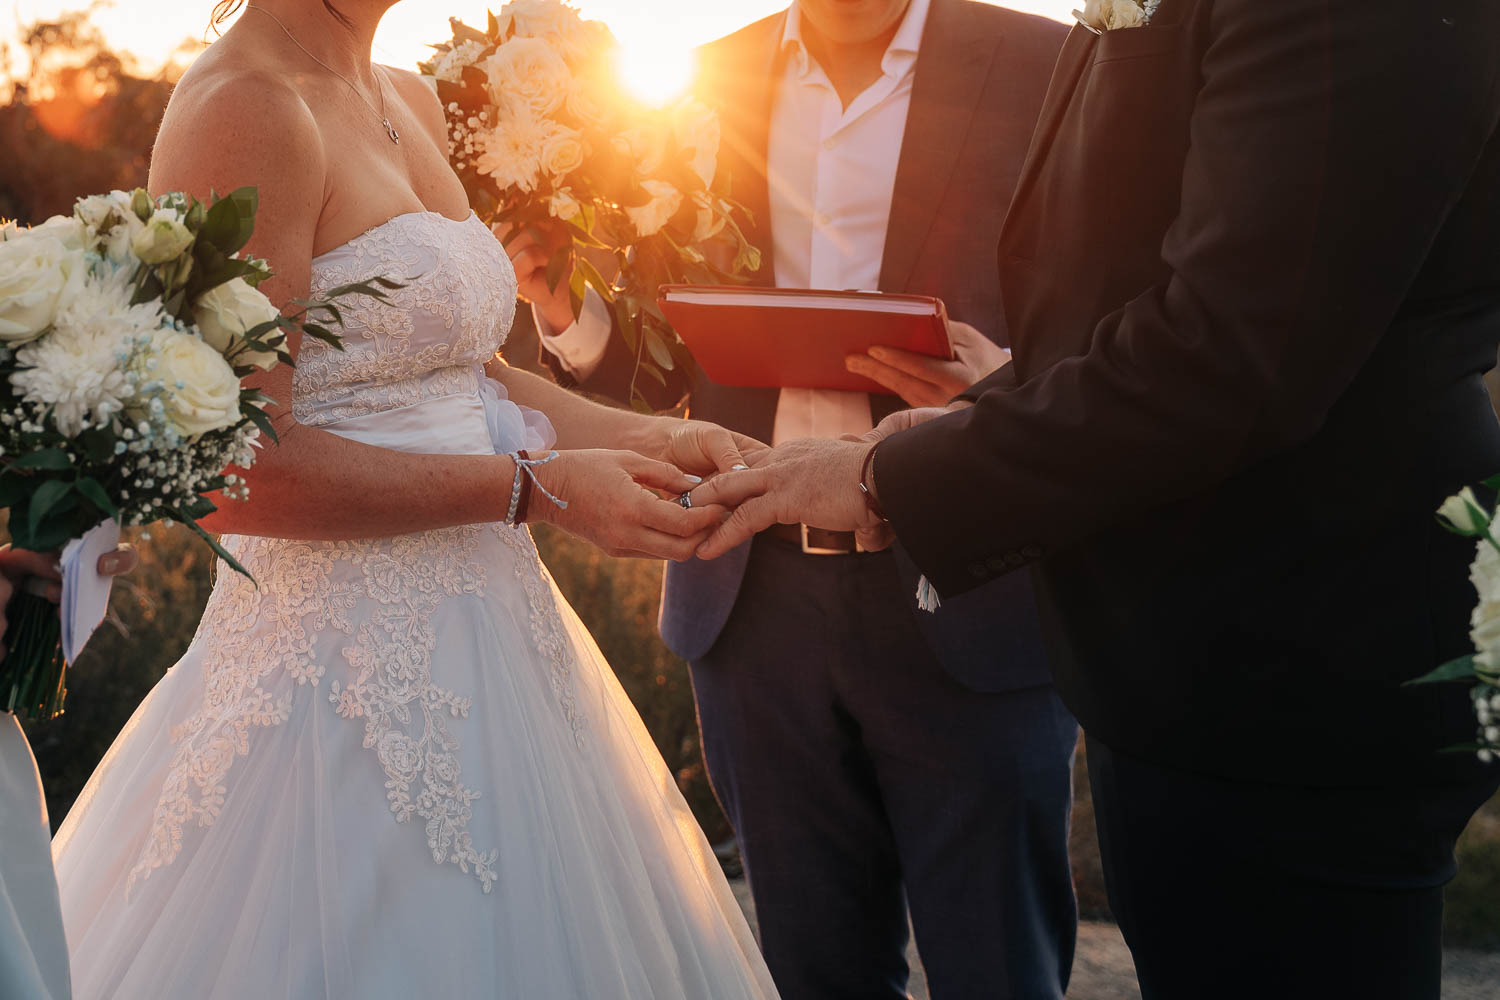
[765,523,859,555]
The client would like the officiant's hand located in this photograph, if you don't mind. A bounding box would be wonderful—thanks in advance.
[688,439,883,560]
[845,320,1010,408]
[494,221,576,333]
[527,449,731,562]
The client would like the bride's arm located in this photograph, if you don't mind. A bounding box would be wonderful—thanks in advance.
[149,69,720,557]
[483,360,766,474]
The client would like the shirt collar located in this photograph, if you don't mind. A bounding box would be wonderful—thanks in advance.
[782,0,932,82]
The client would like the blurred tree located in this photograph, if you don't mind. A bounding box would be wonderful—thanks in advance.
[0,3,200,224]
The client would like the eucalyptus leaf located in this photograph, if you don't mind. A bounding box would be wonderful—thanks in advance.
[1403,654,1479,686]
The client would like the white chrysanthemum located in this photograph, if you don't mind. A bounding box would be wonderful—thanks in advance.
[475,108,550,192]
[11,267,154,436]
[430,39,487,83]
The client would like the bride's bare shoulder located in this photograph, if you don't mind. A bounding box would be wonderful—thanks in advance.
[151,46,325,195]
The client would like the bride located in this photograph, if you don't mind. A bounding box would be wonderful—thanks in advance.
[50,2,778,997]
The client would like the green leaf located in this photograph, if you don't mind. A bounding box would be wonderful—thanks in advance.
[1403,654,1480,686]
[0,472,28,508]
[450,18,489,45]
[176,511,256,583]
[642,326,675,370]
[574,255,616,303]
[11,448,73,471]
[27,478,73,541]
[199,186,259,256]
[74,477,119,519]
[243,403,279,445]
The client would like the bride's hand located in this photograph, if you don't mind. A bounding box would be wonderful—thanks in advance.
[644,418,771,479]
[526,450,731,561]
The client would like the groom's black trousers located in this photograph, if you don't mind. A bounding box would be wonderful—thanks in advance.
[1087,740,1500,1000]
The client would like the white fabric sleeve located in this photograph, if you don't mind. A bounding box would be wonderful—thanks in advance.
[532,289,612,382]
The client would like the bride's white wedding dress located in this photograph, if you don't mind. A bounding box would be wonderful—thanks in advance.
[51,211,778,999]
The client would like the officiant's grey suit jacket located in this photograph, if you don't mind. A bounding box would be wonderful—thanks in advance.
[548,0,1067,686]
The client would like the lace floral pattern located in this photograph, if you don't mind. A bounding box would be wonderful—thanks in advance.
[127,526,504,895]
[293,212,517,428]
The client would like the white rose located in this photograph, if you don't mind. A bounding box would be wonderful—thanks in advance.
[498,0,594,59]
[1439,488,1489,534]
[483,36,571,117]
[670,98,721,190]
[146,329,243,437]
[548,189,583,221]
[194,277,281,370]
[626,179,683,238]
[132,210,196,265]
[541,124,585,180]
[0,226,88,343]
[564,76,609,128]
[475,106,550,193]
[75,190,144,262]
[31,214,88,252]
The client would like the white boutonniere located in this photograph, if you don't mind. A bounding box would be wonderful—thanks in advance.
[1073,0,1161,32]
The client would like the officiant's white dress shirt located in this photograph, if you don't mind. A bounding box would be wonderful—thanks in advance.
[537,0,930,444]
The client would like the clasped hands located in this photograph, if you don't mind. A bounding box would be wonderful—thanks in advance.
[528,403,965,564]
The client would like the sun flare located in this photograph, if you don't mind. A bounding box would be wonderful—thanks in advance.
[617,38,696,107]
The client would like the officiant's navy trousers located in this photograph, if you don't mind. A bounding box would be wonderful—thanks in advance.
[690,536,1079,1000]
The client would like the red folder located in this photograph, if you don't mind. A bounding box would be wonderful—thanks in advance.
[657,285,952,394]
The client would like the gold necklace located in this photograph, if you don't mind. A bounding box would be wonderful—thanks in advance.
[245,5,400,145]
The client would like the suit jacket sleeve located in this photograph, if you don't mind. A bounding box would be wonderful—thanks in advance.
[876,0,1500,596]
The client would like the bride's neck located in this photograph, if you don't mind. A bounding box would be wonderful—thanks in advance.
[240,1,390,79]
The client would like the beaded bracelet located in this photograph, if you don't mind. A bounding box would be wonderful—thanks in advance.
[505,450,569,527]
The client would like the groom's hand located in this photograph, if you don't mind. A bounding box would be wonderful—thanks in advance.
[688,438,883,560]
[845,320,1010,408]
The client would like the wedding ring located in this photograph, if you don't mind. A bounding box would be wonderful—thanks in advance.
[678,491,693,509]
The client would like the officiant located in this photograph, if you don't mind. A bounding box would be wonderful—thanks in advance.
[505,1,1076,997]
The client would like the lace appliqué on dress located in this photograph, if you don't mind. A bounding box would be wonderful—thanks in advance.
[126,526,499,896]
[327,530,498,892]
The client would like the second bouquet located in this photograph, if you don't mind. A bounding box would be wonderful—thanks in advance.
[422,0,761,411]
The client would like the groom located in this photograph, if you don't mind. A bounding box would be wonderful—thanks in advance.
[509,1,1076,997]
[695,1,1500,998]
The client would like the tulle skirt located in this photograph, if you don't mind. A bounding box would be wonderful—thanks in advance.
[51,522,777,999]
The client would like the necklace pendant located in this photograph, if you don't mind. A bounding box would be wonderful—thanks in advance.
[384,118,400,145]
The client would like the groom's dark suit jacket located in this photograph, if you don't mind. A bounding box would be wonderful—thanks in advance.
[877,0,1500,783]
[549,0,1067,684]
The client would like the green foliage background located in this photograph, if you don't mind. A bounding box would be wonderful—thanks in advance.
[6,3,1499,953]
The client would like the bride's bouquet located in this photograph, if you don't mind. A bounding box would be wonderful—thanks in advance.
[422,0,761,410]
[0,186,395,720]
[1410,482,1500,762]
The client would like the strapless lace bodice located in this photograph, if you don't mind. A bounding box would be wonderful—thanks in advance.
[293,211,517,427]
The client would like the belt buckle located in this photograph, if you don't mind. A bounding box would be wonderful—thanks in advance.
[801,523,848,556]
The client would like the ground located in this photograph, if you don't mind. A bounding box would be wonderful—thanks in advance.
[728,878,1500,999]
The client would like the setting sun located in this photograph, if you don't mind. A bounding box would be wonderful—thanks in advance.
[617,38,695,106]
